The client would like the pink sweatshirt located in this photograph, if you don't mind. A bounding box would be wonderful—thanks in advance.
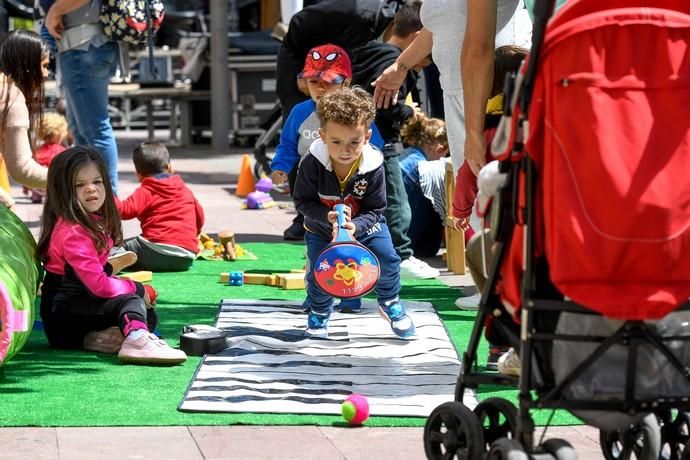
[44,217,139,298]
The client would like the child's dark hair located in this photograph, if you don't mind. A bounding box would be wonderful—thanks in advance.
[492,45,529,97]
[132,142,170,176]
[316,86,376,129]
[0,29,47,145]
[401,110,447,148]
[37,146,122,259]
[391,1,423,37]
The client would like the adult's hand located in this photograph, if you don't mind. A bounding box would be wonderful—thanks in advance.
[45,7,64,40]
[464,131,487,176]
[371,62,407,109]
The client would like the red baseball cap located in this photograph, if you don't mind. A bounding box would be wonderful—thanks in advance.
[299,44,352,84]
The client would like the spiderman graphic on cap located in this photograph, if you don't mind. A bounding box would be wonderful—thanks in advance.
[299,44,353,84]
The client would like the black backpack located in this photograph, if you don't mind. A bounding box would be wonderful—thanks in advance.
[100,0,165,45]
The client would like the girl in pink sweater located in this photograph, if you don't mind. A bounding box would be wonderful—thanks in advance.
[37,146,186,365]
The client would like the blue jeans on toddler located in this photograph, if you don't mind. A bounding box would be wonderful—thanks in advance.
[304,222,401,315]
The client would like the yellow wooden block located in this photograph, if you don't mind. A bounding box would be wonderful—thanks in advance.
[266,274,278,286]
[243,273,270,285]
[219,272,230,283]
[120,271,153,282]
[277,273,306,290]
[289,268,306,274]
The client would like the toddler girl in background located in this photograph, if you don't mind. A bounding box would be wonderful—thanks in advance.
[25,112,69,203]
[37,146,186,364]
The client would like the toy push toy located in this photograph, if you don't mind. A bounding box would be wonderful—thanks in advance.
[313,204,380,299]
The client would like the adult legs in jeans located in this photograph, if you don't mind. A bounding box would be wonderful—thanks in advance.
[60,42,119,194]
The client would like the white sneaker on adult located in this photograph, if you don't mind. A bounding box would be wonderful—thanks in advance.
[400,256,440,279]
[455,293,481,311]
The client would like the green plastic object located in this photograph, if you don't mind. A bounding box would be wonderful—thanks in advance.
[0,205,39,365]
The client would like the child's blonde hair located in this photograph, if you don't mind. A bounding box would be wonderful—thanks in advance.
[316,86,376,129]
[400,110,447,148]
[38,112,69,143]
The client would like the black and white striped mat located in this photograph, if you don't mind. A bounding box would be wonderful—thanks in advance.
[179,299,474,417]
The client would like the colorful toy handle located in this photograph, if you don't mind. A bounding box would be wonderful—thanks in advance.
[334,203,353,242]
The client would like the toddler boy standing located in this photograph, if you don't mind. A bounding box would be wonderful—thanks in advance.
[293,87,415,340]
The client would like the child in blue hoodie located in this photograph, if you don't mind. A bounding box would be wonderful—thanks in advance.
[292,86,415,340]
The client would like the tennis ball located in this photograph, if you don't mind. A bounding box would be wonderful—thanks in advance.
[341,393,369,425]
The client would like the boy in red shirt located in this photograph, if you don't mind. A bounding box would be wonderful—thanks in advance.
[116,142,204,272]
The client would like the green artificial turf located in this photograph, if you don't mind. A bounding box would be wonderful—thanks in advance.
[0,242,581,427]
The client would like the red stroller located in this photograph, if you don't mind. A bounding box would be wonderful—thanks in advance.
[423,0,690,458]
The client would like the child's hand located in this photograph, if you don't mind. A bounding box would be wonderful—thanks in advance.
[327,205,351,225]
[271,170,287,185]
[332,221,356,240]
[143,285,158,308]
[452,216,471,232]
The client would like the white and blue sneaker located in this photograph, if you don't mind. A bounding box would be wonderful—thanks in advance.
[306,311,330,337]
[378,300,416,340]
[337,298,362,314]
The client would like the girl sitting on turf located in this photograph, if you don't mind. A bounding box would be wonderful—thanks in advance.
[37,146,186,364]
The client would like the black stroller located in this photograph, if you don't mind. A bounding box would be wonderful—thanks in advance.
[423,1,690,459]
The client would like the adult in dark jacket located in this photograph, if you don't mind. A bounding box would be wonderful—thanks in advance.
[277,0,404,120]
[351,1,438,279]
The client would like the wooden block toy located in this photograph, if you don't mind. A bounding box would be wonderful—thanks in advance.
[219,230,235,247]
[228,271,243,286]
[243,273,271,285]
[120,271,153,282]
[277,273,306,290]
[290,269,306,274]
[266,274,278,286]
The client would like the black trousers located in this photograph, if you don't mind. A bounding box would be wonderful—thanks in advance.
[40,265,155,349]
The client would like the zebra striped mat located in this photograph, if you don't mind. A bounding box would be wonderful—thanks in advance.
[179,299,473,417]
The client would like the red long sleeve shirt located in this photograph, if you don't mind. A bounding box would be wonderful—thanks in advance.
[116,174,204,253]
[452,127,497,220]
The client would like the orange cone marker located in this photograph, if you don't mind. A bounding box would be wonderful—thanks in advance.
[235,154,255,197]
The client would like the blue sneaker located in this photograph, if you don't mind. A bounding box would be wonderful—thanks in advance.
[378,301,416,339]
[338,298,362,314]
[306,311,330,337]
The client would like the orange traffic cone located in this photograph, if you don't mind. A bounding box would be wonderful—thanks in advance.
[235,154,255,197]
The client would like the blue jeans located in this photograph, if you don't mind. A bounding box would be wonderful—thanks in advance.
[304,223,401,315]
[403,168,444,258]
[60,41,119,194]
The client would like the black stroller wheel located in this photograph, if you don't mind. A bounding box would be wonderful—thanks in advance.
[473,397,518,450]
[541,438,577,460]
[600,413,661,460]
[659,410,690,460]
[487,438,528,460]
[253,156,272,179]
[424,401,485,460]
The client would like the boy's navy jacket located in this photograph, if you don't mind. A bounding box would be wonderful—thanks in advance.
[293,138,386,240]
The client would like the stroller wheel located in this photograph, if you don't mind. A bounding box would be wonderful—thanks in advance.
[659,411,690,460]
[253,156,272,179]
[424,401,484,460]
[541,438,577,460]
[487,438,528,460]
[600,413,661,460]
[473,397,518,449]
